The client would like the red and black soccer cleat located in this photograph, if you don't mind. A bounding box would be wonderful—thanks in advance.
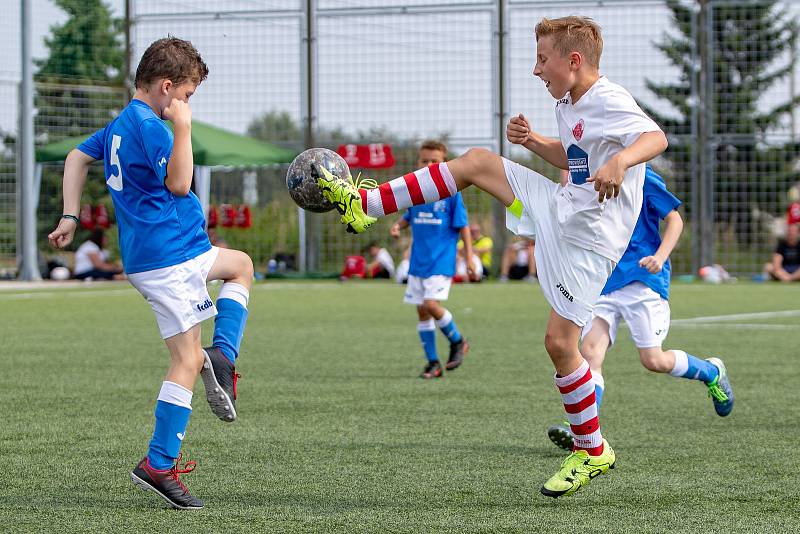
[420,360,443,379]
[200,346,240,422]
[130,454,203,510]
[446,338,469,370]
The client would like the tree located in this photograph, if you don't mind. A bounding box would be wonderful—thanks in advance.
[33,0,127,251]
[643,0,800,239]
[35,0,126,142]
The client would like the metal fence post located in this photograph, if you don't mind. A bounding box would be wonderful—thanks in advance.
[492,0,508,276]
[18,0,41,281]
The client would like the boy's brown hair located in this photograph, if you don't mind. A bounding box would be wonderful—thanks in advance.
[134,37,209,89]
[535,17,603,68]
[419,139,448,155]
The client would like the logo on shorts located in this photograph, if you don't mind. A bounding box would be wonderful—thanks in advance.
[555,283,574,302]
[572,119,585,141]
[655,329,664,336]
[196,299,213,312]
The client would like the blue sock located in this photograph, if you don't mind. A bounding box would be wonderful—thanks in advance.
[593,372,605,409]
[213,283,250,364]
[595,384,604,409]
[147,382,192,470]
[418,320,438,362]
[670,349,719,384]
[435,309,462,343]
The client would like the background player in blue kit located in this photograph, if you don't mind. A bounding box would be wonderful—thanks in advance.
[547,166,734,451]
[48,38,254,510]
[390,141,474,379]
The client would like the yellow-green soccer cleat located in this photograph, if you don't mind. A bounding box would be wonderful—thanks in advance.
[540,439,616,498]
[316,165,377,234]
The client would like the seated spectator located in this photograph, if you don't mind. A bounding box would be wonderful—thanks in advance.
[455,251,483,283]
[340,255,366,280]
[394,242,411,284]
[458,223,493,279]
[499,238,536,282]
[74,229,125,280]
[766,223,800,281]
[365,242,396,279]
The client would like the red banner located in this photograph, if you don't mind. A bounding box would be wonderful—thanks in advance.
[337,143,396,169]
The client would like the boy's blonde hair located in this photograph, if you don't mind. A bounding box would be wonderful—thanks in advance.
[535,17,603,68]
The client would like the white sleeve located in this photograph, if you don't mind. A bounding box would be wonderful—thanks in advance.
[602,89,661,147]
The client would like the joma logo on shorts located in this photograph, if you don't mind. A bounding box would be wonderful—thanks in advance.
[196,299,213,312]
[555,283,574,302]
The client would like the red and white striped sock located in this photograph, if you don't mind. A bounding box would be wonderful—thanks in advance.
[360,162,458,217]
[554,359,605,456]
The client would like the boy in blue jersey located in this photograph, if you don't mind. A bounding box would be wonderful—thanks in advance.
[547,166,734,451]
[48,38,254,510]
[389,141,474,378]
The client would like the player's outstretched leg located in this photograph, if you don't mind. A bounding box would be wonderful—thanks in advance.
[202,249,253,422]
[318,148,515,233]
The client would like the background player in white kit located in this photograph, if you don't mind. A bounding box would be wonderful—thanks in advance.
[318,16,668,497]
[547,165,734,451]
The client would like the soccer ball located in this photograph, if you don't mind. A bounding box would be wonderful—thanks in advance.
[285,148,349,213]
[50,266,71,280]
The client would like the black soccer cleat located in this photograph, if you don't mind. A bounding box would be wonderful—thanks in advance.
[446,338,469,370]
[200,346,239,422]
[420,360,443,379]
[130,455,204,510]
[547,423,574,451]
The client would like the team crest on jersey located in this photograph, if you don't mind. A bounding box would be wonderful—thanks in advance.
[572,119,585,141]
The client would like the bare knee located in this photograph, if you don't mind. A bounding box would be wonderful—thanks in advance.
[231,251,254,287]
[461,148,495,174]
[544,332,572,362]
[639,348,672,373]
[581,340,606,369]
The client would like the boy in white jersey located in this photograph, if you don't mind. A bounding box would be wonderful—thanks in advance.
[318,16,667,497]
[48,38,254,510]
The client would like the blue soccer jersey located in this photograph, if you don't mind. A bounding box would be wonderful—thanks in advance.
[602,166,681,300]
[78,99,210,274]
[403,193,468,278]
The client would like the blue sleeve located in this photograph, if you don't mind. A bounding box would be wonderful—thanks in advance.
[645,170,681,219]
[76,128,106,160]
[451,193,468,229]
[402,208,411,222]
[139,119,173,181]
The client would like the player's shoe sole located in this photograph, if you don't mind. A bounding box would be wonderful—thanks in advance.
[547,423,574,451]
[706,357,734,416]
[317,166,377,234]
[540,439,616,498]
[446,339,469,370]
[200,347,238,422]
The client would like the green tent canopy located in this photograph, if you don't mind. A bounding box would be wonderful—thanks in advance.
[35,120,298,166]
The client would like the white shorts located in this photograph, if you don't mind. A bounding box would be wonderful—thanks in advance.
[128,247,220,339]
[583,282,671,348]
[403,274,452,305]
[502,158,613,326]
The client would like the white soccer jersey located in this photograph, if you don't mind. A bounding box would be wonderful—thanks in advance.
[554,76,662,262]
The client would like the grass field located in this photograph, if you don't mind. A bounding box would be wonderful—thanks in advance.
[1,280,799,533]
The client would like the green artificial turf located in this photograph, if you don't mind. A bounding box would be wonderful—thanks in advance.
[1,281,798,532]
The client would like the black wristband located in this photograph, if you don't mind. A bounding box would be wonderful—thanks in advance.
[61,214,79,224]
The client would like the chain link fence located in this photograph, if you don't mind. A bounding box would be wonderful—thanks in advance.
[5,0,800,278]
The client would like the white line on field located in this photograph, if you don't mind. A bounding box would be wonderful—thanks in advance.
[671,309,800,324]
[669,322,796,330]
